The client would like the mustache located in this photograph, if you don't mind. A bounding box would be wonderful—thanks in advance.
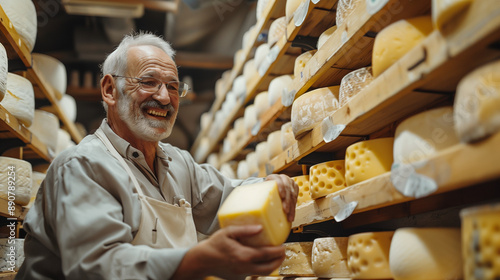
[141,100,175,115]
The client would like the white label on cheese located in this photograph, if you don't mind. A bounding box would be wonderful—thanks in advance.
[391,162,438,198]
[294,0,310,27]
[366,0,390,15]
[322,117,345,143]
[252,120,261,136]
[283,89,297,107]
[258,45,280,76]
[312,0,320,4]
[331,195,358,222]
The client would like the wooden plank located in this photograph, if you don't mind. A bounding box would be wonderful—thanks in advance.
[0,198,28,220]
[0,6,32,66]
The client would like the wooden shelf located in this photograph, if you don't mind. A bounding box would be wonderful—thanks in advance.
[0,272,17,280]
[0,197,28,220]
[0,6,31,67]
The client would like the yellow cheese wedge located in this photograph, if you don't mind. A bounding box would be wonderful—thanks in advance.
[309,160,347,200]
[312,237,350,278]
[294,50,317,78]
[218,180,291,246]
[291,175,311,206]
[432,0,473,30]
[279,242,315,276]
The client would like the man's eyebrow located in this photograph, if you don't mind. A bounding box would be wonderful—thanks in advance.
[142,71,178,82]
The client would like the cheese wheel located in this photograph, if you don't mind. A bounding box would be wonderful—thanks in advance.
[243,59,257,85]
[267,130,283,159]
[254,43,270,70]
[268,17,287,46]
[372,16,434,77]
[59,94,77,122]
[256,141,269,167]
[218,180,291,246]
[309,160,347,200]
[336,0,356,27]
[244,104,257,131]
[55,128,75,156]
[256,0,270,21]
[200,112,212,131]
[215,78,225,99]
[460,203,500,280]
[347,231,395,279]
[0,0,37,52]
[454,60,500,143]
[0,157,32,206]
[194,137,210,162]
[232,75,247,99]
[394,107,460,164]
[27,171,45,209]
[294,50,317,78]
[281,122,295,150]
[207,153,219,169]
[292,175,311,206]
[279,242,315,276]
[345,138,394,186]
[32,53,67,97]
[237,160,250,179]
[234,49,245,67]
[29,110,60,153]
[432,0,473,30]
[0,43,7,101]
[291,86,340,138]
[268,75,294,106]
[242,25,256,50]
[254,91,270,119]
[0,238,24,272]
[339,67,374,106]
[389,228,463,280]
[2,73,35,127]
[220,163,236,179]
[222,129,237,154]
[234,117,246,141]
[312,237,350,278]
[246,151,259,176]
[286,0,303,23]
[317,25,337,50]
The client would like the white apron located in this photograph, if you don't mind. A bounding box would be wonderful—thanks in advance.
[95,130,198,249]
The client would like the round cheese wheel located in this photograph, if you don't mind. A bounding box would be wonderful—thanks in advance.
[32,53,68,98]
[234,117,246,142]
[254,91,270,119]
[268,75,294,106]
[0,0,37,52]
[0,43,7,101]
[348,231,395,279]
[256,0,270,21]
[432,0,473,30]
[254,43,270,70]
[281,121,295,150]
[309,160,347,200]
[237,160,250,179]
[195,137,210,163]
[232,75,247,99]
[339,67,374,106]
[220,162,236,179]
[200,112,212,131]
[267,130,283,159]
[246,152,259,176]
[317,25,337,50]
[59,94,77,122]
[55,128,75,156]
[286,0,303,23]
[222,129,238,154]
[294,50,317,78]
[243,59,257,84]
[336,0,356,27]
[3,73,35,127]
[244,104,257,131]
[234,49,245,67]
[242,25,257,50]
[268,17,287,46]
[0,156,32,206]
[256,141,269,167]
[207,153,219,169]
[29,110,60,153]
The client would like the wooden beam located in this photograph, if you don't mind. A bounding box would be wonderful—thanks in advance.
[174,51,233,70]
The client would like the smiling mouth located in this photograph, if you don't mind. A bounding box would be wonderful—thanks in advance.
[146,109,167,118]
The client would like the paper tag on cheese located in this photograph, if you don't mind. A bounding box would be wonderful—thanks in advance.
[322,117,345,143]
[391,162,438,198]
[282,89,296,107]
[294,0,310,27]
[312,0,321,4]
[331,195,358,222]
[251,120,261,136]
[366,0,390,15]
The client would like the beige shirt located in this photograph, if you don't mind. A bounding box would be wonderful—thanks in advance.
[17,119,262,280]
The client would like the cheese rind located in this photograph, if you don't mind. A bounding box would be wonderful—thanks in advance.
[32,53,67,98]
[317,26,337,50]
[279,242,315,276]
[339,67,374,106]
[237,160,250,179]
[312,237,350,278]
[29,110,60,153]
[256,141,269,167]
[268,75,294,106]
[432,0,472,30]
[286,0,303,23]
[281,122,296,150]
[0,0,37,52]
[0,43,7,101]
[309,160,347,200]
[294,50,317,78]
[246,152,259,176]
[2,73,35,127]
[291,175,311,206]
[244,104,257,131]
[255,43,270,70]
[0,157,32,206]
[254,91,270,119]
[217,180,291,246]
[268,17,287,46]
[267,130,283,159]
[336,0,356,27]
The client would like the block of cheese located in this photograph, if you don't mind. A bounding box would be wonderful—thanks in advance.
[460,203,500,280]
[220,163,236,179]
[234,117,246,141]
[254,91,270,119]
[281,122,296,150]
[0,238,24,272]
[348,231,395,279]
[244,104,257,131]
[317,25,337,50]
[389,227,463,280]
[294,50,317,78]
[286,0,303,23]
[312,237,350,278]
[339,67,374,106]
[268,75,294,106]
[232,75,247,99]
[336,0,356,27]
[268,17,287,46]
[255,43,270,70]
[32,53,67,97]
[256,141,269,167]
[246,151,259,176]
[0,0,37,52]
[372,16,434,77]
[291,86,340,138]
[267,130,283,159]
[59,94,77,122]
[29,110,60,153]
[394,106,460,164]
[237,160,250,179]
[0,157,32,206]
[0,43,7,101]
[432,0,472,30]
[243,59,257,85]
[291,175,311,206]
[309,160,347,200]
[279,242,315,276]
[345,138,394,186]
[2,73,35,127]
[454,60,500,143]
[217,180,291,246]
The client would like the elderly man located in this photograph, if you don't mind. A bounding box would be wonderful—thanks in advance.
[17,33,298,280]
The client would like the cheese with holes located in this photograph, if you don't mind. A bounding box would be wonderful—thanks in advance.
[336,0,356,27]
[256,141,269,167]
[32,53,67,98]
[372,16,433,77]
[29,110,59,153]
[217,180,291,246]
[244,104,257,131]
[254,91,270,119]
[389,228,463,280]
[220,163,236,179]
[279,242,315,276]
[348,231,395,279]
[237,160,250,179]
[461,203,500,280]
[0,0,37,52]
[0,43,6,101]
[291,86,340,138]
[2,73,35,127]
[454,60,500,143]
[309,160,347,200]
[345,138,394,186]
[268,75,294,106]
[286,0,303,23]
[267,130,282,159]
[281,122,296,150]
[432,0,472,30]
[294,50,317,78]
[394,107,460,164]
[292,175,311,206]
[312,237,350,278]
[255,43,270,70]
[246,151,259,176]
[0,157,32,206]
[318,26,337,49]
[339,67,374,106]
[268,17,287,46]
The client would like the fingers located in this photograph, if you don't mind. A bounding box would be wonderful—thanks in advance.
[266,174,299,222]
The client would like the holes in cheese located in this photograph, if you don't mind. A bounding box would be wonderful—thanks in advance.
[281,122,296,151]
[336,0,356,27]
[312,237,350,278]
[217,180,292,246]
[0,0,37,52]
[32,53,67,98]
[29,110,59,153]
[254,91,270,119]
[454,60,500,143]
[317,25,337,50]
[432,0,472,30]
[291,86,340,138]
[0,43,7,102]
[2,73,35,127]
[267,130,283,159]
[347,231,395,279]
[389,228,463,280]
[291,175,311,206]
[345,138,394,186]
[309,160,347,200]
[0,157,32,206]
[372,16,434,77]
[339,67,374,106]
[268,75,294,106]
[279,242,315,276]
[294,50,317,78]
[268,17,287,46]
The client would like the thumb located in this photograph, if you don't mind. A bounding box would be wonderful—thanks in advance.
[225,225,263,240]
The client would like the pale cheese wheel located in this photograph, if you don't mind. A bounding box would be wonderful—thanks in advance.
[207,153,219,169]
[281,122,296,150]
[0,0,37,52]
[243,59,257,85]
[291,86,340,138]
[256,0,270,21]
[389,228,463,280]
[0,43,7,101]
[309,160,347,200]
[312,237,350,278]
[59,94,77,122]
[26,171,45,209]
[254,91,270,119]
[268,17,287,46]
[200,112,212,131]
[454,60,500,143]
[32,53,68,97]
[55,128,75,156]
[432,0,473,30]
[294,50,317,78]
[220,162,236,179]
[233,49,245,67]
[268,75,294,106]
[232,75,247,100]
[256,141,269,167]
[242,25,257,50]
[267,130,283,159]
[394,106,460,164]
[244,104,257,131]
[215,78,225,99]
[254,43,270,70]
[237,160,250,179]
[286,0,303,23]
[292,175,311,206]
[280,242,315,276]
[222,129,238,154]
[246,151,259,176]
[0,157,32,206]
[317,25,337,50]
[339,67,374,106]
[234,117,246,142]
[29,110,60,153]
[336,0,356,27]
[0,238,24,271]
[194,137,210,163]
[3,73,35,127]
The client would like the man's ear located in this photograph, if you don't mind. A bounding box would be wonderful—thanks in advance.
[101,74,117,107]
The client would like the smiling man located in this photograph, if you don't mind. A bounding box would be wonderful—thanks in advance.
[16,33,298,280]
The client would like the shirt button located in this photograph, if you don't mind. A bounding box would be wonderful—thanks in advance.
[132,152,139,158]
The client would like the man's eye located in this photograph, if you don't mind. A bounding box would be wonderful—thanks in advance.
[166,82,179,91]
[140,79,159,87]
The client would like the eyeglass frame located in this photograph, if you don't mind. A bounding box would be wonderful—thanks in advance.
[111,75,190,97]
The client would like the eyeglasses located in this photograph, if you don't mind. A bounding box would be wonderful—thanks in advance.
[112,75,189,97]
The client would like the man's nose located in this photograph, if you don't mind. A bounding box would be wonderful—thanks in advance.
[153,84,171,105]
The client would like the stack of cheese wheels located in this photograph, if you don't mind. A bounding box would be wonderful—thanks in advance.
[58,94,78,122]
[244,104,257,131]
[291,86,340,138]
[0,43,7,101]
[347,231,395,279]
[281,121,296,150]
[394,106,460,164]
[29,110,60,153]
[255,141,269,168]
[0,0,37,52]
[254,91,270,119]
[268,17,287,46]
[286,0,303,23]
[291,175,311,206]
[454,60,500,143]
[217,180,291,246]
[336,0,356,27]
[0,157,32,206]
[432,0,473,30]
[309,160,347,200]
[312,237,350,278]
[207,153,219,169]
[339,67,374,106]
[294,50,316,78]
[345,138,394,186]
[246,151,259,176]
[372,16,434,77]
[280,242,315,276]
[460,203,500,280]
[32,53,67,98]
[0,238,24,271]
[254,43,270,70]
[317,25,337,49]
[268,75,294,106]
[2,73,35,127]
[389,227,463,280]
[267,130,283,159]
[220,162,236,179]
[237,160,249,179]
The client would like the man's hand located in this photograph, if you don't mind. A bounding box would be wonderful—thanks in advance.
[265,174,299,223]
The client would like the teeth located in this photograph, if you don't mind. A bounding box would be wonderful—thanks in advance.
[147,109,167,117]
